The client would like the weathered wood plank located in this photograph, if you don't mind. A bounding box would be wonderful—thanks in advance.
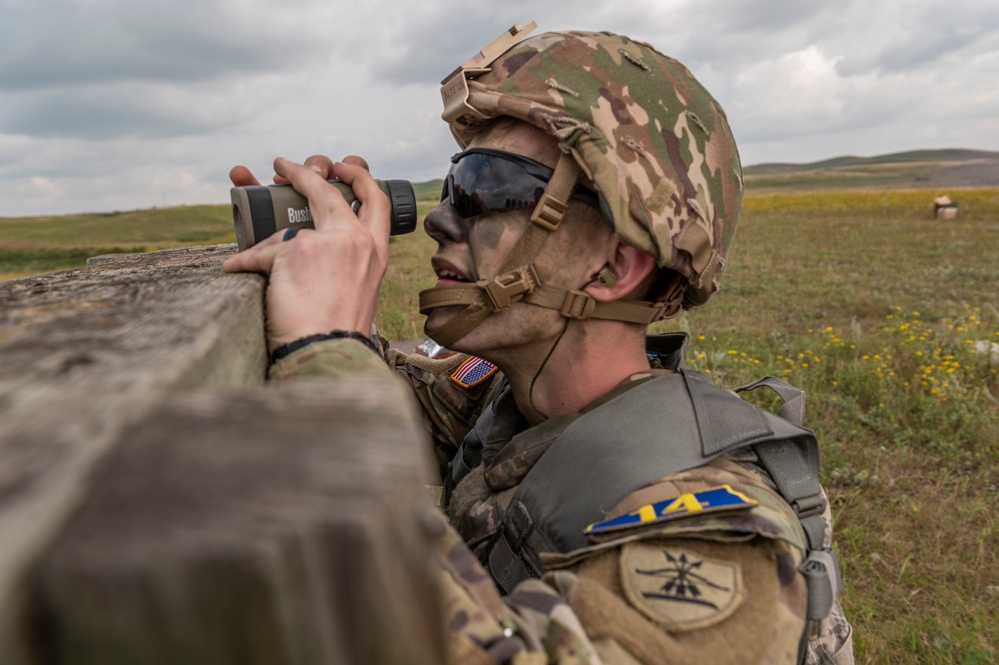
[0,245,267,662]
[32,375,444,665]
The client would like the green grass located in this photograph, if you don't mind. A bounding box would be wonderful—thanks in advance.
[0,246,146,275]
[0,205,236,279]
[654,187,999,664]
[3,186,997,663]
[412,179,444,198]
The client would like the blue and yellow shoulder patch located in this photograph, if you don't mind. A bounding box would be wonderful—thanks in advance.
[585,485,757,535]
[450,356,498,388]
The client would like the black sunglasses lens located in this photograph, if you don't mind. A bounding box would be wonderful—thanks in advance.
[446,152,547,220]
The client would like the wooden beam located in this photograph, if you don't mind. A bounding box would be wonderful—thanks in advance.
[0,245,267,661]
[33,375,444,665]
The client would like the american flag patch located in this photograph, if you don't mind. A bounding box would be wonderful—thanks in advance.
[450,356,498,388]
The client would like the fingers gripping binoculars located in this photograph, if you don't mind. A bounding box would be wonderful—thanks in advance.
[231,180,418,251]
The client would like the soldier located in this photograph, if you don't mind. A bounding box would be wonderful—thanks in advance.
[224,25,854,665]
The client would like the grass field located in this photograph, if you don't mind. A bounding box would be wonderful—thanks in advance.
[0,205,236,280]
[3,185,998,663]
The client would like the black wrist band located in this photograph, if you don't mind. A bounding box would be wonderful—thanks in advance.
[270,330,381,363]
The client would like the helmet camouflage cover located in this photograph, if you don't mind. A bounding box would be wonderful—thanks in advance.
[442,26,744,309]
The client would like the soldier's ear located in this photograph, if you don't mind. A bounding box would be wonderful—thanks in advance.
[585,240,656,302]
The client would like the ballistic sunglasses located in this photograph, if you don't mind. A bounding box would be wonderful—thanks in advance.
[441,148,600,220]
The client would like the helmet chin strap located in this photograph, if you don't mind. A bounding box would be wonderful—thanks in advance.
[418,151,579,348]
[418,152,681,349]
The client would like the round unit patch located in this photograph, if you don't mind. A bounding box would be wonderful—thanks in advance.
[620,541,745,632]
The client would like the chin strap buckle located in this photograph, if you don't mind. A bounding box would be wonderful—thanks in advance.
[481,265,541,311]
[530,193,570,232]
[559,290,596,320]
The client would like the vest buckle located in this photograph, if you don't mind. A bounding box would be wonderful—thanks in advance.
[792,492,826,519]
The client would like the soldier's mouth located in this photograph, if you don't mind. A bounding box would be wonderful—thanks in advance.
[432,259,474,283]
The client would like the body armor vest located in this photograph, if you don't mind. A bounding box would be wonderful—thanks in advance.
[445,333,843,664]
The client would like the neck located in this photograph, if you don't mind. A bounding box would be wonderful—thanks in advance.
[496,321,650,426]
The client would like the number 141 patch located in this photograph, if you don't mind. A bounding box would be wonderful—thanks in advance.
[584,485,757,535]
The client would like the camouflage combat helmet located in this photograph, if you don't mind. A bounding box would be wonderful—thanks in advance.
[419,23,744,347]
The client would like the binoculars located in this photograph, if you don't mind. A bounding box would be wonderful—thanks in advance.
[231,180,418,251]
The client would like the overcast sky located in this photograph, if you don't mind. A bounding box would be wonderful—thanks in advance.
[2,0,997,216]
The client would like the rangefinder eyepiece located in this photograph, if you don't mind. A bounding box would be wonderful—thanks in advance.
[231,179,418,251]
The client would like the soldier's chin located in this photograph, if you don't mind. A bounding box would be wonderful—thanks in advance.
[424,307,463,344]
[425,306,455,328]
[429,312,490,356]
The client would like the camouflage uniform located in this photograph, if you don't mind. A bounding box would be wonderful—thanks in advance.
[269,338,854,664]
[269,25,853,665]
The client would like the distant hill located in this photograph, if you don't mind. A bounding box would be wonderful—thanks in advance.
[413,150,998,196]
[743,149,999,191]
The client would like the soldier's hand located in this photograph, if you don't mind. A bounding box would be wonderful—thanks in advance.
[228,155,369,186]
[222,155,390,353]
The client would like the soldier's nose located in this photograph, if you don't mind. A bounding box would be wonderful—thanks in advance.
[424,202,467,244]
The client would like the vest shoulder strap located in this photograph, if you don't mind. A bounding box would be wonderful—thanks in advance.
[733,376,843,626]
[516,369,815,553]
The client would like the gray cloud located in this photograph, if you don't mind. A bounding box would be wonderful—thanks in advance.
[1,0,998,216]
[836,0,999,76]
[3,91,214,141]
[694,0,834,35]
[0,0,334,91]
[366,1,680,85]
[0,74,269,141]
[368,9,569,85]
[648,2,850,72]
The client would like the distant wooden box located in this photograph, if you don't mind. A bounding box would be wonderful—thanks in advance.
[0,245,445,664]
[933,195,958,220]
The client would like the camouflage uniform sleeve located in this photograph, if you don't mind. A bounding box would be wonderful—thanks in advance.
[519,458,818,665]
[432,507,604,665]
[267,338,392,380]
[268,337,505,474]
